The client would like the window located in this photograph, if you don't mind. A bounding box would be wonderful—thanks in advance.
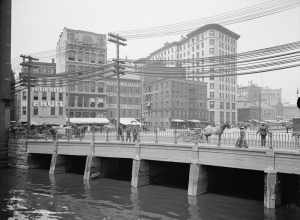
[97,102,104,108]
[33,107,38,115]
[22,106,26,115]
[210,92,214,99]
[68,51,75,61]
[210,83,214,89]
[51,92,55,101]
[209,30,215,36]
[33,91,38,100]
[84,52,89,62]
[59,107,63,115]
[209,101,214,109]
[68,64,76,73]
[232,112,236,124]
[209,39,215,45]
[220,111,224,123]
[78,52,83,61]
[91,82,95,92]
[226,112,230,122]
[226,102,230,109]
[232,103,236,110]
[209,111,215,122]
[68,32,75,41]
[59,93,63,101]
[50,107,55,115]
[90,53,96,63]
[209,48,215,55]
[22,91,26,100]
[42,91,47,100]
[220,102,224,109]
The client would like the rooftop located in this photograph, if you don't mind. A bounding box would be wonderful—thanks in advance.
[148,23,240,57]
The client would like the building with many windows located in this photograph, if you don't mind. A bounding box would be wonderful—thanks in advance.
[18,60,67,125]
[56,27,107,118]
[147,24,239,125]
[143,77,207,128]
[237,82,283,121]
[106,75,141,120]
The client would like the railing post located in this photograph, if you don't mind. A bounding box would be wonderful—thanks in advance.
[270,132,273,149]
[105,128,109,142]
[174,128,177,144]
[154,128,158,144]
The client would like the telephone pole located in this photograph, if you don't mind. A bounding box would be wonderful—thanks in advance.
[20,55,38,131]
[108,33,127,140]
[259,87,262,121]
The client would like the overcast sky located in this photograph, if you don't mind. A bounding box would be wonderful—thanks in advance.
[11,0,300,104]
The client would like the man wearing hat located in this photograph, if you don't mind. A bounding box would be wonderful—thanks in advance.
[257,123,270,147]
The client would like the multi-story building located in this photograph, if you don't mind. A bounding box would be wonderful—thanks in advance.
[237,82,283,121]
[18,60,67,125]
[106,75,141,120]
[147,24,239,125]
[237,104,277,122]
[143,77,207,128]
[56,27,107,118]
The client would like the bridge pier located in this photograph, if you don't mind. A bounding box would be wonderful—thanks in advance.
[84,156,103,180]
[264,169,281,209]
[188,163,208,196]
[49,154,66,175]
[131,159,150,187]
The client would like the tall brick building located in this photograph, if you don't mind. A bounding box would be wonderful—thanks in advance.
[143,78,207,128]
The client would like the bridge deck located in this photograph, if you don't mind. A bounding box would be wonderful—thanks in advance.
[26,140,300,175]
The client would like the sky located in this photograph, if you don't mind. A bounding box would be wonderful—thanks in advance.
[11,0,300,104]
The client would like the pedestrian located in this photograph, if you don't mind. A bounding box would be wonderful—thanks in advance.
[118,126,124,142]
[126,126,131,143]
[257,123,269,147]
[235,127,248,148]
[133,126,138,143]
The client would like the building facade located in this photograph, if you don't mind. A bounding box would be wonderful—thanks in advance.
[106,76,141,120]
[237,82,283,121]
[147,24,239,125]
[56,27,107,118]
[18,61,67,125]
[143,78,207,128]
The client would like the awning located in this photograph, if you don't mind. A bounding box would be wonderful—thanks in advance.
[171,119,185,123]
[188,119,200,123]
[120,118,141,126]
[70,117,110,125]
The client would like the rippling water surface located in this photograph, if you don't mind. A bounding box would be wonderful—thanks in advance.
[1,168,300,219]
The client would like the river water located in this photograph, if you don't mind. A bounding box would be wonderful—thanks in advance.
[1,168,300,220]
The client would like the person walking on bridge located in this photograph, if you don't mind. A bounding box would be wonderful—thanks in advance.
[125,126,131,143]
[235,127,248,148]
[256,123,269,147]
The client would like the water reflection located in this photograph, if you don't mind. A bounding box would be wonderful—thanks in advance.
[0,168,300,219]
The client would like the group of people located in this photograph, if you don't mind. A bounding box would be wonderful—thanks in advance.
[235,123,270,148]
[118,125,140,143]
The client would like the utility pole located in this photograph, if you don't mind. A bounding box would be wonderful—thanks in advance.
[108,33,127,140]
[259,87,262,121]
[20,55,38,132]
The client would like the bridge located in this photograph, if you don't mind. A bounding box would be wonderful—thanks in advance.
[8,135,300,209]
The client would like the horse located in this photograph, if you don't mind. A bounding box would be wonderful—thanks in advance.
[202,122,231,146]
